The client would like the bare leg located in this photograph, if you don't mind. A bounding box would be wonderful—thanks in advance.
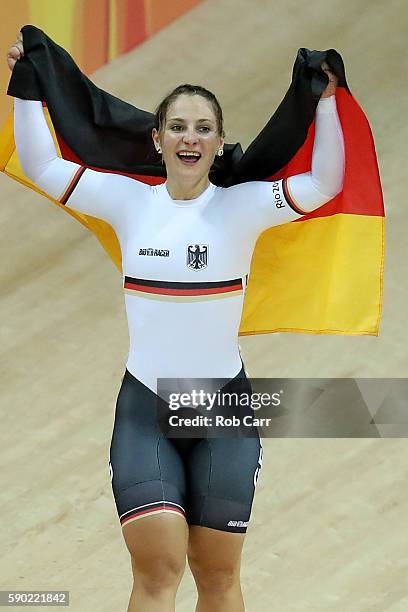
[188,525,246,612]
[122,512,189,612]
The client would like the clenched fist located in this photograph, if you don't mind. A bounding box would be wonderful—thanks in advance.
[6,31,24,71]
[321,60,338,98]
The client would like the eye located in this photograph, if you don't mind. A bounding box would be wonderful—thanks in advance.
[169,124,212,133]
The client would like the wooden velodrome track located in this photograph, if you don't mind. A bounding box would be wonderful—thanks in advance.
[1,0,407,610]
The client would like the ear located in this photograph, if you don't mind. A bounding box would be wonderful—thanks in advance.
[152,127,160,149]
[218,135,225,153]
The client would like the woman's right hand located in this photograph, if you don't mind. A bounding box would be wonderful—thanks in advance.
[6,31,24,71]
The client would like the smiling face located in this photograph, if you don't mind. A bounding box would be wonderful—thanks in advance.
[152,94,224,190]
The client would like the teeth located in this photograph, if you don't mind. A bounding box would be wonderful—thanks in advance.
[178,152,200,157]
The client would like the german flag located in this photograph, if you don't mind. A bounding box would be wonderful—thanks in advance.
[241,86,384,336]
[0,25,384,336]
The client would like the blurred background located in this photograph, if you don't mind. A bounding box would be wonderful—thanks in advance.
[0,0,202,125]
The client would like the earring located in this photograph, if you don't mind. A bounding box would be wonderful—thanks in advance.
[156,146,162,154]
[217,149,224,157]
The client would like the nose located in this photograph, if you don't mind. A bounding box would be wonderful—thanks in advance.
[182,128,198,145]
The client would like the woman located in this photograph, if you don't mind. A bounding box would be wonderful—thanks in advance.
[7,32,343,612]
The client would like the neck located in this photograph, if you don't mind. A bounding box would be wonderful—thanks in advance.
[165,175,210,200]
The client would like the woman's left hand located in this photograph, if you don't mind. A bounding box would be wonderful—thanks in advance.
[321,61,338,98]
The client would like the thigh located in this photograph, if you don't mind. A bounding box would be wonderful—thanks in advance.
[124,512,189,579]
[186,434,263,533]
[187,524,245,570]
[109,370,188,527]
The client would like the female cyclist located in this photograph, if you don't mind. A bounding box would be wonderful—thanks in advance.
[7,31,342,612]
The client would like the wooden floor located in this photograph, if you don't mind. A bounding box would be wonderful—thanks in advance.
[1,0,407,610]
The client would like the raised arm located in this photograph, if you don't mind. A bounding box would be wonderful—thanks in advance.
[14,97,87,202]
[235,63,346,232]
[9,31,149,230]
[13,97,148,229]
[284,93,344,214]
[233,93,345,232]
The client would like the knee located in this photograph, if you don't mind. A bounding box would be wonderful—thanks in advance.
[133,553,185,596]
[189,560,239,595]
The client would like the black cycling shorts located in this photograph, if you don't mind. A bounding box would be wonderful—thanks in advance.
[108,365,263,534]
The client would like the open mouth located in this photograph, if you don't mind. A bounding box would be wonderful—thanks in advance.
[176,152,202,165]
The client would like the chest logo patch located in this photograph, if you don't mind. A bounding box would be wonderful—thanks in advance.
[187,244,208,270]
[139,248,170,257]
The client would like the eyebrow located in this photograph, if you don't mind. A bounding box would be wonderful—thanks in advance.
[168,117,215,123]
